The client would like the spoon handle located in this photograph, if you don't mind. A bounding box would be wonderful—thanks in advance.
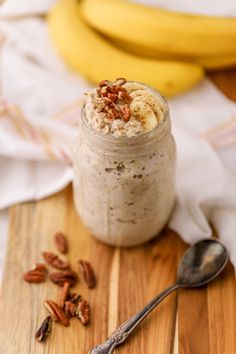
[88,283,180,354]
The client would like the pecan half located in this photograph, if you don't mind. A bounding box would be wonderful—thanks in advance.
[23,263,46,283]
[34,263,47,272]
[54,232,68,254]
[78,260,96,289]
[59,282,70,308]
[35,316,52,342]
[42,252,69,270]
[76,299,90,325]
[119,104,131,122]
[64,301,77,317]
[68,293,81,304]
[49,270,78,287]
[64,293,81,316]
[44,300,69,326]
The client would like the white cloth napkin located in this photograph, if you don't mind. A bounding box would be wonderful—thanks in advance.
[0,0,57,16]
[133,0,236,17]
[0,1,236,269]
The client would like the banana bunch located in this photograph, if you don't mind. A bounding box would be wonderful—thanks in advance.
[82,0,236,70]
[48,0,204,98]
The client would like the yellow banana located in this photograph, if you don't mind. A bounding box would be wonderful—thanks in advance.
[82,0,236,58]
[113,38,236,70]
[199,53,236,70]
[48,0,203,98]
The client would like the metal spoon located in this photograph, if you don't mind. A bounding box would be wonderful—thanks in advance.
[89,238,229,354]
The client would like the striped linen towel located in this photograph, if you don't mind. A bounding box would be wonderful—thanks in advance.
[0,2,236,268]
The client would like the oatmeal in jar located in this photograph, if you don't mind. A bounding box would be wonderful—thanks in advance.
[73,78,176,246]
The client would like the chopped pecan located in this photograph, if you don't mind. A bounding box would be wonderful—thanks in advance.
[59,282,70,308]
[54,232,68,254]
[104,107,117,120]
[78,260,96,289]
[94,100,107,112]
[49,270,78,287]
[76,299,90,325]
[119,105,131,122]
[118,91,132,103]
[126,95,132,103]
[99,79,109,87]
[106,85,116,94]
[42,252,69,270]
[103,97,113,106]
[115,78,126,86]
[104,105,112,113]
[114,86,127,94]
[107,93,118,102]
[100,87,108,97]
[35,316,52,342]
[23,263,46,283]
[104,106,119,119]
[44,300,69,326]
[118,91,126,100]
[119,104,131,122]
[111,108,119,119]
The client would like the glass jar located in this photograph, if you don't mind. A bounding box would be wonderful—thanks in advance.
[73,91,176,247]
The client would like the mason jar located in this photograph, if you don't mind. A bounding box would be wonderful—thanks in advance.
[73,91,176,247]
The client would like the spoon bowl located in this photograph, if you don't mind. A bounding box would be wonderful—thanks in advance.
[177,239,229,287]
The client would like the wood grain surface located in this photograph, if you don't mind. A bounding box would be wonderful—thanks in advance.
[0,185,235,354]
[0,71,236,354]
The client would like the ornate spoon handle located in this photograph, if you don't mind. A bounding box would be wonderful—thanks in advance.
[88,284,180,354]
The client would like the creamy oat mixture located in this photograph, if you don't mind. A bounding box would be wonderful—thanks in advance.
[85,79,166,137]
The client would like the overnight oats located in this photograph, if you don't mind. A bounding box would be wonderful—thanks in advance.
[73,78,176,247]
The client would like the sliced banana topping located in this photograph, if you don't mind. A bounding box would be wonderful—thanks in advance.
[130,101,158,131]
[130,90,164,123]
[123,82,147,93]
[124,83,165,132]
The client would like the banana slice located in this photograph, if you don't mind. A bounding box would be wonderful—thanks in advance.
[130,101,158,132]
[130,89,164,123]
[123,82,146,94]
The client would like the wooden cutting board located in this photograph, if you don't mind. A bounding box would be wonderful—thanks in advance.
[0,184,235,354]
[0,71,236,354]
